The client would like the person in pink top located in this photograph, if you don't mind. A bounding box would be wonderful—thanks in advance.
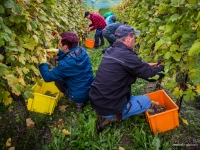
[84,11,106,49]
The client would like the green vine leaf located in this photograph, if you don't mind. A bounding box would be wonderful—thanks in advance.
[0,63,8,76]
[188,0,197,4]
[164,52,171,59]
[0,54,4,61]
[24,90,34,99]
[4,0,15,8]
[188,41,200,56]
[13,4,23,14]
[170,0,185,6]
[183,88,196,101]
[172,53,181,61]
[169,13,180,22]
[19,54,26,65]
[0,5,5,13]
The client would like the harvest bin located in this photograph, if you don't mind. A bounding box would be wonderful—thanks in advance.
[85,38,94,48]
[27,81,62,115]
[145,90,179,134]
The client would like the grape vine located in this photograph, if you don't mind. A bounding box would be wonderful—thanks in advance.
[112,0,200,102]
[0,0,88,107]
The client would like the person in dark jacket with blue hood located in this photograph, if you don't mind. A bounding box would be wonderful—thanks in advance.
[39,31,94,111]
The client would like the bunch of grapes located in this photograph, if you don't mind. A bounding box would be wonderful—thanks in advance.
[147,100,166,115]
[45,91,58,97]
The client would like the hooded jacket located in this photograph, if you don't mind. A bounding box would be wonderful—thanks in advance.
[39,46,94,103]
[89,41,164,116]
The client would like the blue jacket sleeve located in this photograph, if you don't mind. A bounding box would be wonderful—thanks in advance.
[39,63,67,82]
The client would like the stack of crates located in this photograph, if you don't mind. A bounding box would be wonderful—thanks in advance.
[27,80,63,115]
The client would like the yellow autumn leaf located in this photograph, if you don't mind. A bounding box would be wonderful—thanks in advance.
[19,54,26,65]
[173,87,183,98]
[31,65,40,76]
[18,76,26,86]
[4,97,13,105]
[58,105,68,112]
[32,35,38,43]
[4,74,19,84]
[6,138,11,146]
[179,115,189,125]
[196,84,200,94]
[57,118,65,128]
[119,146,125,150]
[22,67,29,74]
[187,84,195,90]
[194,24,198,30]
[8,106,13,111]
[188,68,197,73]
[26,118,35,128]
[31,56,39,63]
[62,129,70,135]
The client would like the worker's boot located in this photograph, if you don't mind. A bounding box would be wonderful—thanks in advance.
[75,103,84,111]
[96,116,118,133]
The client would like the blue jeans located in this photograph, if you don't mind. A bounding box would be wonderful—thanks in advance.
[102,95,151,120]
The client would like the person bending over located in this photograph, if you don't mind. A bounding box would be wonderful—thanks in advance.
[39,31,94,111]
[84,11,106,49]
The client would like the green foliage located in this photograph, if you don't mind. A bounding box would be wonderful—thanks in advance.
[88,49,102,76]
[39,98,172,150]
[111,0,200,101]
[42,129,67,150]
[0,0,88,107]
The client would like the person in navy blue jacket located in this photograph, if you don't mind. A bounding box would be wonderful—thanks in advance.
[39,31,94,111]
[89,25,164,132]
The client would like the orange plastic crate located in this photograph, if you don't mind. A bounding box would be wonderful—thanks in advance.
[85,38,94,48]
[145,90,179,134]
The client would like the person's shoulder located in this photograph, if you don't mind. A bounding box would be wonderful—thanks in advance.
[79,46,87,53]
[92,13,99,16]
[57,59,69,69]
[117,22,124,26]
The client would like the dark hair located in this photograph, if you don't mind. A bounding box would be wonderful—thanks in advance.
[60,32,79,50]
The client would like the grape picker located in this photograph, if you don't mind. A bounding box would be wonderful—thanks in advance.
[89,25,164,132]
[39,31,94,111]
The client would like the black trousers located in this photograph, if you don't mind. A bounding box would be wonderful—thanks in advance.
[54,80,66,94]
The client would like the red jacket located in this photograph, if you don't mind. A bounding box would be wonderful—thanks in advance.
[89,13,106,31]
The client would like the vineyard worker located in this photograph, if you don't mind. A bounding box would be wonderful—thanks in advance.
[102,22,125,53]
[102,22,124,45]
[84,11,106,49]
[39,31,94,111]
[89,25,164,132]
[103,11,113,19]
[105,15,116,25]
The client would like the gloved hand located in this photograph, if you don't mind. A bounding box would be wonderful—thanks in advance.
[148,63,158,68]
[39,49,47,64]
[46,48,59,53]
[46,48,59,57]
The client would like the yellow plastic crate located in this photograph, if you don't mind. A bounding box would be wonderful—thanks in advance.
[27,80,62,115]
